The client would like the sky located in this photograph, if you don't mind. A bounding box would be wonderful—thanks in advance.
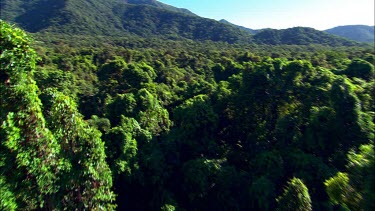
[158,0,375,30]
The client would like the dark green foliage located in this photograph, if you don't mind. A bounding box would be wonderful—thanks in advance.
[0,0,252,44]
[182,159,222,204]
[254,27,358,46]
[1,0,125,35]
[126,0,197,16]
[345,59,375,81]
[117,4,252,43]
[220,19,258,34]
[3,0,368,47]
[104,116,139,176]
[250,176,276,210]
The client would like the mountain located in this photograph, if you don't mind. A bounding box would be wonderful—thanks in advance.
[325,25,375,43]
[125,0,196,16]
[219,19,257,34]
[0,0,252,44]
[0,0,363,46]
[253,27,358,46]
[115,5,252,43]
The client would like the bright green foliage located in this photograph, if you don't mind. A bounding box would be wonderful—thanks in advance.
[1,20,64,210]
[330,78,375,150]
[135,88,171,135]
[0,176,17,211]
[1,14,375,210]
[161,204,176,211]
[1,20,115,210]
[105,93,137,125]
[104,88,171,135]
[325,172,354,210]
[325,144,375,210]
[277,178,313,211]
[47,92,116,210]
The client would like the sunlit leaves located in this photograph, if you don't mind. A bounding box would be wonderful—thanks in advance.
[325,144,374,210]
[277,178,312,211]
[1,20,64,209]
[48,92,116,210]
[1,21,115,210]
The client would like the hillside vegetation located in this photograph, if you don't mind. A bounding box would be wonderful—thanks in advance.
[1,19,375,210]
[254,27,358,46]
[0,0,364,46]
[326,25,375,43]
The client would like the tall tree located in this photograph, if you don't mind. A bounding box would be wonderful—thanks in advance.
[0,20,115,210]
[1,20,64,210]
[276,177,313,211]
[47,92,116,210]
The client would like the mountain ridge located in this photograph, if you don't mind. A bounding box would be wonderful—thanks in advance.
[0,0,252,43]
[219,19,257,34]
[253,27,357,46]
[0,0,363,46]
[325,25,375,43]
[125,0,197,16]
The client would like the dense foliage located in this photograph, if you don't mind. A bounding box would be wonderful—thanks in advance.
[253,27,358,46]
[0,0,366,46]
[1,19,375,210]
[0,0,251,43]
[1,20,115,210]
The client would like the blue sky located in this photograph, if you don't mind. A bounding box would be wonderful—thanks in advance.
[158,0,375,30]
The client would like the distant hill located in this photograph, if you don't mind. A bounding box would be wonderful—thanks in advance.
[116,5,253,43]
[325,25,374,43]
[0,0,252,44]
[219,19,257,34]
[253,27,358,46]
[0,0,363,46]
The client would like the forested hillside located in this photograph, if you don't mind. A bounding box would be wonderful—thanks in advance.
[253,27,358,46]
[0,0,364,46]
[219,19,258,34]
[325,25,375,43]
[0,0,251,43]
[1,19,374,210]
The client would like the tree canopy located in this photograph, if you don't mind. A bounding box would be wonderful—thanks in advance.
[1,19,374,210]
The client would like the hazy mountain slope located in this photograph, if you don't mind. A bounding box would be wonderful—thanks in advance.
[325,25,374,43]
[219,19,257,34]
[125,0,196,16]
[254,27,358,46]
